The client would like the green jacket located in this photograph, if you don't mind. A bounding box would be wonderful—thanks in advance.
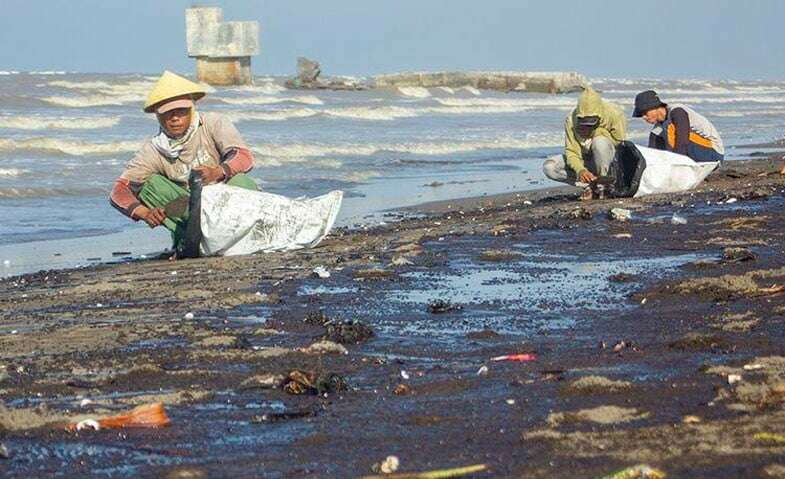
[564,88,627,174]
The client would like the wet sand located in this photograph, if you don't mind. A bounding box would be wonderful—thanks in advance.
[2,155,785,478]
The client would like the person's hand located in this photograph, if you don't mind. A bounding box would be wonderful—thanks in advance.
[137,206,166,228]
[193,165,225,185]
[578,169,597,184]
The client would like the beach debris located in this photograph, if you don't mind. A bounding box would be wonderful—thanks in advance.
[401,370,411,380]
[298,340,348,355]
[609,208,632,222]
[164,468,208,479]
[75,419,101,431]
[252,408,317,423]
[568,207,593,220]
[754,432,785,445]
[354,268,395,280]
[427,299,462,314]
[612,341,632,352]
[362,463,487,479]
[79,398,93,408]
[600,464,666,479]
[722,247,756,263]
[371,455,402,474]
[282,370,348,396]
[728,374,742,385]
[505,399,516,405]
[391,256,414,267]
[304,310,330,325]
[184,312,195,320]
[614,233,632,239]
[682,415,702,424]
[324,319,375,344]
[239,373,285,390]
[476,365,489,376]
[743,363,764,371]
[65,402,171,432]
[394,384,412,396]
[670,214,688,225]
[312,266,331,279]
[490,354,536,362]
[0,443,9,459]
[725,197,738,204]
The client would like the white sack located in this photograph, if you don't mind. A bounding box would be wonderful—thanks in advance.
[199,184,343,256]
[631,145,719,197]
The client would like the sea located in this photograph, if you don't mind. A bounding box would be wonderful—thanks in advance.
[0,71,783,276]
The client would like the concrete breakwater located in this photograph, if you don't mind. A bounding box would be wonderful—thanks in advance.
[372,71,587,93]
[285,57,587,93]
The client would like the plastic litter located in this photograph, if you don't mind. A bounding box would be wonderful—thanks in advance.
[65,402,170,432]
[725,197,738,204]
[476,365,489,376]
[379,456,400,474]
[743,363,764,371]
[312,266,330,279]
[0,442,9,459]
[600,464,666,479]
[184,312,194,320]
[490,354,536,362]
[727,374,742,385]
[670,214,687,225]
[362,463,487,479]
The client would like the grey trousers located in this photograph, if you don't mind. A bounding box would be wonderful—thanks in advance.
[543,136,616,186]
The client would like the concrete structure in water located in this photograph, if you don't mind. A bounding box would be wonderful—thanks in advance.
[185,7,259,86]
[373,71,587,94]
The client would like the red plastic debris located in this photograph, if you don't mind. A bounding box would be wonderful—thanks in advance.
[490,354,537,362]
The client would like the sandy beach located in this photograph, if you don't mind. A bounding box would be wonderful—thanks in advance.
[2,151,785,477]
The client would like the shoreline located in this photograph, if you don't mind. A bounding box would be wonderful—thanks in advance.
[2,154,785,476]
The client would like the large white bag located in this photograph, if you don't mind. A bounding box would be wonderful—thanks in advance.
[198,184,343,256]
[612,141,719,197]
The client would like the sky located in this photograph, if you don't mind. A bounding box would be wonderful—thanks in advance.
[1,0,784,80]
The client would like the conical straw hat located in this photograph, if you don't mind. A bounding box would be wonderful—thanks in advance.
[143,71,207,113]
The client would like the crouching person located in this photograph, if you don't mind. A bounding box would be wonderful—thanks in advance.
[543,87,627,200]
[633,90,724,163]
[110,71,257,252]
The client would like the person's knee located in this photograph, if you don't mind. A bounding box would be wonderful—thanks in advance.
[591,136,614,154]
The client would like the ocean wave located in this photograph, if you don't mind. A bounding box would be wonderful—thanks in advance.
[0,186,107,199]
[0,71,20,76]
[41,93,143,107]
[434,96,576,108]
[230,108,319,122]
[223,82,287,95]
[0,115,120,130]
[0,168,27,178]
[255,156,344,168]
[460,86,482,96]
[0,138,140,156]
[252,135,561,160]
[437,87,455,95]
[323,106,420,121]
[397,87,431,98]
[666,95,785,105]
[218,95,323,106]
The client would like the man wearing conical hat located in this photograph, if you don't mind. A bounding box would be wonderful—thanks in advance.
[110,71,256,250]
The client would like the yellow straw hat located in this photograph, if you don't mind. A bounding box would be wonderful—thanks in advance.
[143,71,207,113]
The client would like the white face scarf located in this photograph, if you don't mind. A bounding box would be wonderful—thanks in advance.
[151,111,201,160]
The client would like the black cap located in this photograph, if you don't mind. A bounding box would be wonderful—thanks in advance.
[633,90,667,117]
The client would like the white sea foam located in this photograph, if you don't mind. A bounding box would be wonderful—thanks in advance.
[0,116,120,130]
[219,95,323,106]
[397,87,431,98]
[224,82,287,95]
[41,94,143,107]
[323,106,420,121]
[437,87,456,95]
[230,108,319,122]
[0,168,27,178]
[435,97,576,108]
[252,134,561,161]
[0,71,21,76]
[460,86,482,96]
[0,138,140,156]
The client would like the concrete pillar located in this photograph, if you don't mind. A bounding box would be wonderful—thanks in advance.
[195,57,252,86]
[185,7,259,86]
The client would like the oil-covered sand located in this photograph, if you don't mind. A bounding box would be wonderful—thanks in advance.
[2,157,785,478]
